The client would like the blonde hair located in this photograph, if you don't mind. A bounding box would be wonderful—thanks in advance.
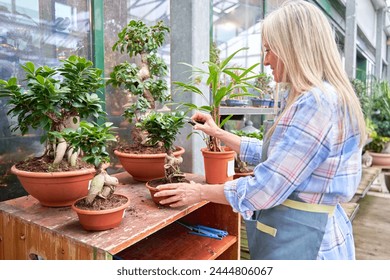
[262,0,366,147]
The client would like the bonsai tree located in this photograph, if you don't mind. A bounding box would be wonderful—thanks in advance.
[230,128,264,173]
[140,111,187,183]
[106,19,171,153]
[173,47,262,152]
[57,121,119,206]
[0,55,105,170]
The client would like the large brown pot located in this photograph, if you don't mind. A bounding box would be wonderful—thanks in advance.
[114,146,185,182]
[201,147,236,184]
[72,194,130,231]
[11,165,95,207]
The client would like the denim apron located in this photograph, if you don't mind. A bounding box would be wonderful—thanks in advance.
[244,121,334,260]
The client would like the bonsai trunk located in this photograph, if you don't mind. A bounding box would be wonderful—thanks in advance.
[164,149,185,183]
[86,164,119,205]
[139,52,155,109]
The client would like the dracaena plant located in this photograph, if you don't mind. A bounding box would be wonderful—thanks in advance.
[173,47,262,152]
[107,19,171,151]
[0,55,105,169]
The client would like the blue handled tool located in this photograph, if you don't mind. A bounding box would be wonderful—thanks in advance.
[176,221,228,240]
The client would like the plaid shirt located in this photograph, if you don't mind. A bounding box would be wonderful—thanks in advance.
[224,84,362,259]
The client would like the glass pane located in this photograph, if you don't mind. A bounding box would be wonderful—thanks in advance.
[0,0,92,201]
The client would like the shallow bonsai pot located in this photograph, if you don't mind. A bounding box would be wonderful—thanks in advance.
[72,194,130,231]
[368,152,390,166]
[225,99,250,107]
[11,165,95,207]
[233,170,254,179]
[114,146,185,182]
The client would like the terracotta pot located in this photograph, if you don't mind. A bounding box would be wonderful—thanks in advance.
[368,152,390,166]
[201,147,236,184]
[145,178,172,205]
[114,146,185,182]
[11,165,95,207]
[233,171,254,179]
[72,194,130,231]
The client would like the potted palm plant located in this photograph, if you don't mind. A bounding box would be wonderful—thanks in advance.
[55,120,130,231]
[107,19,185,182]
[0,55,105,207]
[173,47,262,183]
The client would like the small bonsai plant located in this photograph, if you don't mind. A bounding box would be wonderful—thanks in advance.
[230,128,264,174]
[58,121,130,230]
[174,47,262,152]
[106,19,171,154]
[140,110,189,204]
[0,55,105,170]
[57,121,119,206]
[140,111,187,183]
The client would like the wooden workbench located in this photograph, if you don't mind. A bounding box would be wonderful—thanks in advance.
[0,173,240,260]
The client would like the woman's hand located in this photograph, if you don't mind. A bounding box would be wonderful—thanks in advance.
[191,112,220,137]
[155,181,203,207]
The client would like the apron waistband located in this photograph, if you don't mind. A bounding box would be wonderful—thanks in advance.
[282,199,336,217]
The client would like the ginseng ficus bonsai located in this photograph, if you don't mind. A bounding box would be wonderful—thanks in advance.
[0,55,105,170]
[107,19,171,153]
[140,111,187,183]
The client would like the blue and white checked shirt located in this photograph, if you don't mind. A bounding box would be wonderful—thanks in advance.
[224,83,362,259]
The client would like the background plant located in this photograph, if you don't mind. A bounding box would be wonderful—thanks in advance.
[230,128,264,172]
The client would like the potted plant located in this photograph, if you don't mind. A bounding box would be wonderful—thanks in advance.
[0,55,105,207]
[106,19,184,182]
[174,47,262,183]
[139,110,189,205]
[251,72,274,108]
[55,120,129,231]
[364,79,390,164]
[230,127,264,179]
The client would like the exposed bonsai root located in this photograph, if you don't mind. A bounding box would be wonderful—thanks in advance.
[86,169,119,205]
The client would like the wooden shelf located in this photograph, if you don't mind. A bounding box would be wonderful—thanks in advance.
[0,173,240,260]
[115,220,237,260]
[341,202,360,221]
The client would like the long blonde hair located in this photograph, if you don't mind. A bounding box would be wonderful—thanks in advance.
[262,0,366,147]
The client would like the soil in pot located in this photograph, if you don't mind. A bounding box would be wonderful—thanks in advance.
[72,194,131,231]
[146,177,190,205]
[15,155,94,172]
[74,194,128,210]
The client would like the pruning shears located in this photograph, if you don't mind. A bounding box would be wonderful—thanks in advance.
[176,221,228,240]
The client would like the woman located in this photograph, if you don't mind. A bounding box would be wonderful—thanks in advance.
[155,0,366,260]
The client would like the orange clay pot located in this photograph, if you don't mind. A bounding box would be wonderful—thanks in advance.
[11,165,95,207]
[114,146,185,182]
[72,194,130,231]
[201,147,236,184]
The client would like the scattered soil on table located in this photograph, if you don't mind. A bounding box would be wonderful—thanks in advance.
[74,194,128,211]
